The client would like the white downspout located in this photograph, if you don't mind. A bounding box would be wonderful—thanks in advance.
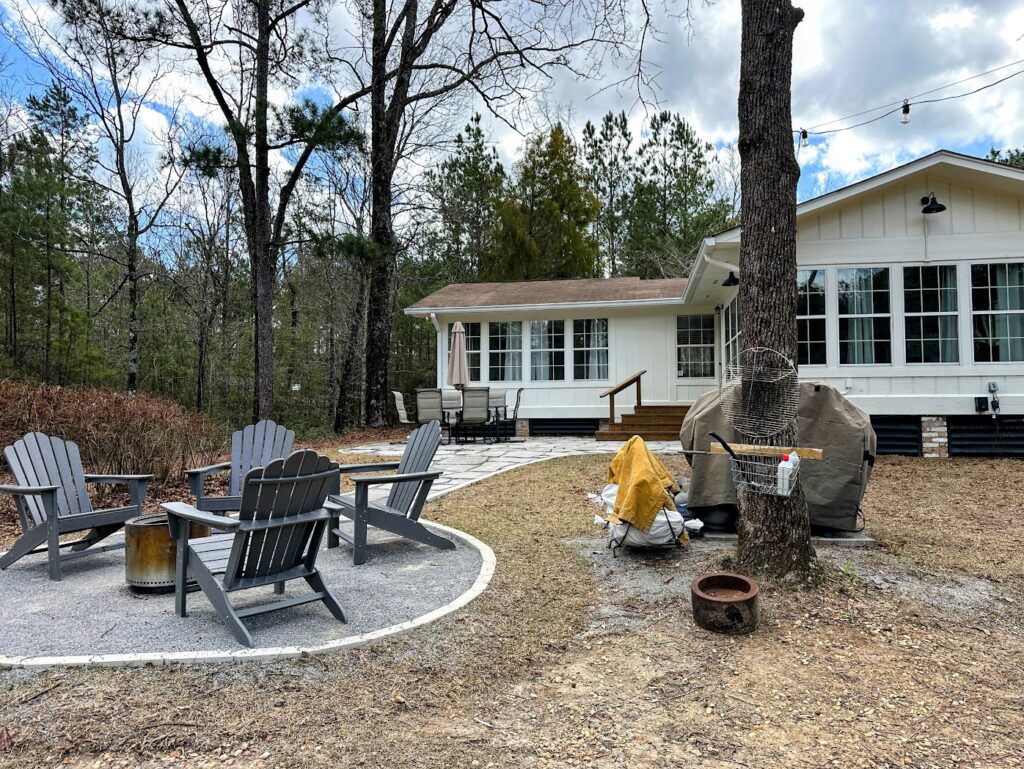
[703,250,740,276]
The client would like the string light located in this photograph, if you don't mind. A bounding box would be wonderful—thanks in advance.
[793,58,1024,141]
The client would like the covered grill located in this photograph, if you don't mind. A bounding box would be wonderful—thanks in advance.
[680,381,876,532]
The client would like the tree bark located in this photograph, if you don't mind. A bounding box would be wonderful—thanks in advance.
[734,0,816,581]
[126,221,140,392]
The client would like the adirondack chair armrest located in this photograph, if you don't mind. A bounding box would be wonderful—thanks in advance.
[350,470,442,486]
[0,483,60,497]
[85,475,153,508]
[238,508,333,532]
[336,462,401,474]
[84,474,155,483]
[161,501,241,533]
[184,461,232,478]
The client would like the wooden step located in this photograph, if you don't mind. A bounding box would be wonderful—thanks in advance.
[630,405,690,414]
[618,414,688,426]
[595,429,682,442]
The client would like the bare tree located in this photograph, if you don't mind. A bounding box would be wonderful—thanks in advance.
[14,0,183,391]
[735,0,816,580]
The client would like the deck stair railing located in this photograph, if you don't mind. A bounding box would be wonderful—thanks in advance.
[599,369,646,425]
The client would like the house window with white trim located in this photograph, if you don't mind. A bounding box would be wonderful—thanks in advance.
[904,265,959,364]
[723,299,741,369]
[530,320,565,380]
[447,322,482,381]
[488,321,522,381]
[838,267,891,365]
[797,269,826,366]
[573,318,608,380]
[971,262,1024,362]
[676,315,715,378]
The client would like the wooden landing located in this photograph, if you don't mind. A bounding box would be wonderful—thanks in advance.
[595,405,689,442]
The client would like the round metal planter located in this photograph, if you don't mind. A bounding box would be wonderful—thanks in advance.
[125,514,210,593]
[690,571,760,635]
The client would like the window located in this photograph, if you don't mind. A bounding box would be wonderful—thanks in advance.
[447,322,481,381]
[530,320,565,381]
[838,267,891,365]
[904,265,959,364]
[971,262,1024,362]
[676,315,715,378]
[573,319,608,380]
[797,269,827,366]
[488,321,522,381]
[723,298,742,369]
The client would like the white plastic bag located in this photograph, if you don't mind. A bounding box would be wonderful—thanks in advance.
[609,506,686,548]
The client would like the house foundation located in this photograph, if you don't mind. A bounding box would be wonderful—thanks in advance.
[921,416,949,459]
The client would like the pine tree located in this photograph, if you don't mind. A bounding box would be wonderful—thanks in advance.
[489,125,600,281]
[624,111,727,278]
[582,112,634,277]
[424,115,505,282]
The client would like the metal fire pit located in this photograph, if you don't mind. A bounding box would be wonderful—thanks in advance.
[125,514,210,593]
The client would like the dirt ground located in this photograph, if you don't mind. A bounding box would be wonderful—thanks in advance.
[1,451,1023,768]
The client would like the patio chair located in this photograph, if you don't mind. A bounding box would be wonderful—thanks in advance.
[161,450,345,648]
[392,391,414,425]
[326,420,454,565]
[415,388,450,443]
[0,432,152,581]
[453,387,490,444]
[186,419,296,512]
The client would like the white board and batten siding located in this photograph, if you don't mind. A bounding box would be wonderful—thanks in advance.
[696,152,1024,417]
[430,301,719,419]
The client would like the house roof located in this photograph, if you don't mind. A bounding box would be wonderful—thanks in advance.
[682,149,1024,302]
[405,277,687,315]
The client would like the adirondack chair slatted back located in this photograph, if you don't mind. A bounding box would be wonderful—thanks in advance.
[387,421,442,515]
[4,432,91,526]
[230,451,337,583]
[229,420,296,496]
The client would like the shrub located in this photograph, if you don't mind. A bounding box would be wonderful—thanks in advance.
[0,380,228,483]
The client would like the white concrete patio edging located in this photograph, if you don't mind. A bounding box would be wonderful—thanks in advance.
[0,521,495,669]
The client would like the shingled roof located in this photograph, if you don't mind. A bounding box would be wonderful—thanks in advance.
[406,277,687,312]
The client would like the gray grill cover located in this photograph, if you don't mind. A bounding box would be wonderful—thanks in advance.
[679,381,876,532]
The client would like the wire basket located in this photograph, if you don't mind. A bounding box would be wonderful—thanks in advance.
[730,454,800,498]
[721,347,800,439]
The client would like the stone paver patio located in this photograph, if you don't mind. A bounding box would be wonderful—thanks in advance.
[344,436,682,500]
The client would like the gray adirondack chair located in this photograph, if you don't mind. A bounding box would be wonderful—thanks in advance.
[186,419,296,512]
[0,432,152,581]
[327,420,454,565]
[162,450,345,648]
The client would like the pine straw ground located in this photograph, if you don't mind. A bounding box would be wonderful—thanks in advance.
[1,450,1023,769]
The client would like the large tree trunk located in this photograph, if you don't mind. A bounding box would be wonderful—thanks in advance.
[362,0,401,428]
[337,270,367,432]
[734,0,816,581]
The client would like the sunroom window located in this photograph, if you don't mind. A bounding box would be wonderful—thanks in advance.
[447,322,481,381]
[838,267,891,365]
[530,320,565,381]
[971,262,1024,362]
[488,321,522,381]
[573,319,608,380]
[904,265,959,364]
[797,269,826,366]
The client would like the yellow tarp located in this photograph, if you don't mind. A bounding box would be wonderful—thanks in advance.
[607,435,680,532]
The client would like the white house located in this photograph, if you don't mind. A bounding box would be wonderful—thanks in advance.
[405,150,1024,457]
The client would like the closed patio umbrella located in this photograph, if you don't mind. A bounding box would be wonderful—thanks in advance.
[447,321,469,390]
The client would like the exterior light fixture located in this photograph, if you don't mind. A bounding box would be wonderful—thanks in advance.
[722,271,740,287]
[800,129,809,147]
[900,100,911,124]
[920,193,946,214]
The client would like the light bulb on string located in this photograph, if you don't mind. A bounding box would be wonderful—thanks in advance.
[800,129,809,147]
[900,100,911,124]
